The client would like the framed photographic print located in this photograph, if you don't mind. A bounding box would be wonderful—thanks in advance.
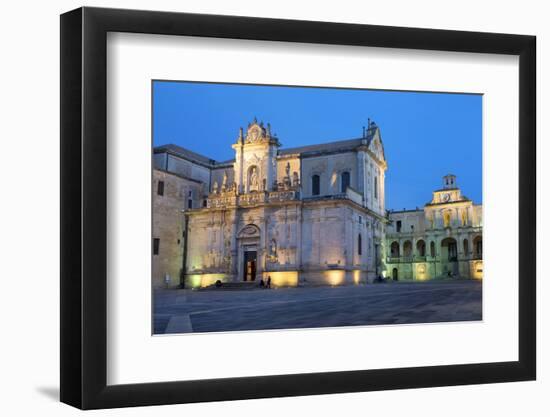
[60,6,536,410]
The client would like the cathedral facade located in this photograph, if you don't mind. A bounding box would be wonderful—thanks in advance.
[153,120,388,288]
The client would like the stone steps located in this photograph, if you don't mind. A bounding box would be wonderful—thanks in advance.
[199,281,262,291]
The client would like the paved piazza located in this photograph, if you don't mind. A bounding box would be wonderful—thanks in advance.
[153,280,482,334]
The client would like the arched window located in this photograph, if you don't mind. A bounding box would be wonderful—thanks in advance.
[390,241,400,257]
[357,233,362,255]
[416,240,426,257]
[341,171,350,192]
[474,236,482,258]
[311,174,320,196]
[430,241,435,257]
[403,240,413,257]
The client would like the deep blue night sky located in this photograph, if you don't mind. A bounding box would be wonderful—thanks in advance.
[153,81,482,210]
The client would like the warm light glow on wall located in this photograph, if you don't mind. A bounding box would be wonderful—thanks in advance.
[263,271,299,287]
[330,172,337,188]
[416,264,427,281]
[185,274,202,289]
[473,261,483,280]
[324,270,345,286]
[352,270,361,285]
[185,273,228,288]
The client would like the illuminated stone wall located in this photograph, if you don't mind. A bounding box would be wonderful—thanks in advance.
[182,197,383,288]
[155,120,388,288]
[152,169,204,288]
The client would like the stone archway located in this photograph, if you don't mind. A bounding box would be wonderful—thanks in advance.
[416,239,426,257]
[403,240,413,258]
[237,224,261,281]
[390,241,400,258]
[473,235,482,259]
[441,237,458,277]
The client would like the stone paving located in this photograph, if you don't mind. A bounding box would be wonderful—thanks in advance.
[153,280,482,334]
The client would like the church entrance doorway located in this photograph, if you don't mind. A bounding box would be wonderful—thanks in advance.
[392,267,398,281]
[243,251,257,281]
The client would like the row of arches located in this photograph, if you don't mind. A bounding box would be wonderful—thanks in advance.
[389,236,482,260]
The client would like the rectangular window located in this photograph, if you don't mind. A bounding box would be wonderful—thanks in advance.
[374,176,378,199]
[396,220,402,232]
[341,171,350,192]
[187,189,193,209]
[157,180,164,196]
[312,174,320,196]
[153,238,160,255]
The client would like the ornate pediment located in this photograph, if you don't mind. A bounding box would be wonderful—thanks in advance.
[241,118,281,146]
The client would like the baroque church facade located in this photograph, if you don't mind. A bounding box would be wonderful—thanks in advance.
[153,119,387,288]
[152,120,482,289]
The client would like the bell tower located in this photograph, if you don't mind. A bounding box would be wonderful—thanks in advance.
[443,174,457,189]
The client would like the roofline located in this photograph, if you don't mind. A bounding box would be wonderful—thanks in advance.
[154,133,386,166]
[153,167,203,184]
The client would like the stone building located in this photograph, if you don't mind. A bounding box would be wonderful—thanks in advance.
[152,119,388,288]
[385,174,483,280]
[151,169,204,287]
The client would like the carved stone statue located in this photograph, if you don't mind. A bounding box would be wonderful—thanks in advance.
[249,166,259,191]
[285,162,290,177]
[292,172,299,187]
[268,239,278,263]
[212,180,219,194]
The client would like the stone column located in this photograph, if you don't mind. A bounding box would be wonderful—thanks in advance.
[357,150,366,205]
[228,210,240,281]
[296,204,302,271]
[232,143,244,194]
[379,168,386,214]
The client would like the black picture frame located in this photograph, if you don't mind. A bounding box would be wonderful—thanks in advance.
[60,6,536,410]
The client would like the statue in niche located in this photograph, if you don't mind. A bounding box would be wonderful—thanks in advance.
[285,162,291,177]
[268,238,278,263]
[292,172,299,187]
[212,180,219,194]
[249,166,259,192]
[461,210,468,226]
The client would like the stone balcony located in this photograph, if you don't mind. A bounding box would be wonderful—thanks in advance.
[302,186,364,206]
[207,189,299,209]
[386,254,482,263]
